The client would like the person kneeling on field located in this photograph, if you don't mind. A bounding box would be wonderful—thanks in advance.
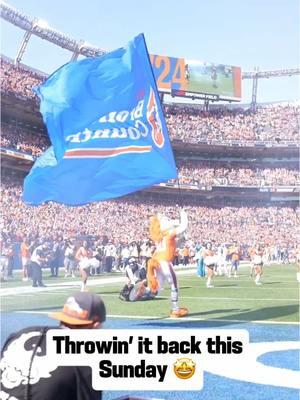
[119,257,155,302]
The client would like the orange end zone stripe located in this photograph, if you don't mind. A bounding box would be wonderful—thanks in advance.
[64,146,152,158]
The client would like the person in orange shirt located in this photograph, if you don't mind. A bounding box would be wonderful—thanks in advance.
[248,245,256,277]
[20,238,32,281]
[147,209,188,318]
[182,246,190,266]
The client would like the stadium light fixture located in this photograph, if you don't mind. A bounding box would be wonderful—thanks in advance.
[33,18,49,30]
[1,0,299,107]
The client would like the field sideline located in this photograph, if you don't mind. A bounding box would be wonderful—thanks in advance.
[1,263,299,400]
[1,263,299,324]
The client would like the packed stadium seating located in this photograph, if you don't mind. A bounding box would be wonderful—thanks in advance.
[1,122,48,157]
[1,58,45,100]
[1,180,298,247]
[1,9,299,400]
[165,103,300,143]
[1,121,299,186]
[173,160,299,187]
[1,57,299,145]
[1,56,299,251]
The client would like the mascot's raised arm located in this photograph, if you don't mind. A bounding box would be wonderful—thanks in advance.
[147,209,189,318]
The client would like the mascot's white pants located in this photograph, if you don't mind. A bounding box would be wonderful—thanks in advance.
[156,261,179,310]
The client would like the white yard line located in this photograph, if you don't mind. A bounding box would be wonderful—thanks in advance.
[0,269,198,296]
[5,293,295,303]
[180,278,297,283]
[68,293,299,302]
[178,296,298,301]
[3,291,297,302]
[13,310,299,325]
[1,266,298,299]
[181,285,298,290]
[0,277,126,296]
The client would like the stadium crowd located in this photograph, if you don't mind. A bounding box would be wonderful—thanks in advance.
[174,160,300,187]
[1,181,298,249]
[1,124,299,187]
[1,57,299,145]
[0,124,300,186]
[1,180,298,280]
[1,122,48,157]
[1,58,299,279]
[165,103,300,143]
[1,58,45,100]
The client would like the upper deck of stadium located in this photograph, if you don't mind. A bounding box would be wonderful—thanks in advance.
[1,1,299,206]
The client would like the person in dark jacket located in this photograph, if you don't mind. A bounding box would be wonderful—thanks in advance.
[0,291,106,400]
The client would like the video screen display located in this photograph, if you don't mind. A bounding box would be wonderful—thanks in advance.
[150,54,241,100]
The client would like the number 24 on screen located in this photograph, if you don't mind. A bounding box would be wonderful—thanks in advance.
[150,54,188,92]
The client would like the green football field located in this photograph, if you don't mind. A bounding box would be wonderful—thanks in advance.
[187,72,234,97]
[1,264,299,324]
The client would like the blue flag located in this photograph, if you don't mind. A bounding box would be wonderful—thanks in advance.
[23,34,177,206]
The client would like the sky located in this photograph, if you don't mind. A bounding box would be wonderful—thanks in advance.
[1,0,299,104]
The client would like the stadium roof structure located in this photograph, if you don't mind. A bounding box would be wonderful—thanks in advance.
[1,1,299,79]
[1,1,300,109]
[242,69,300,79]
[0,1,106,59]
